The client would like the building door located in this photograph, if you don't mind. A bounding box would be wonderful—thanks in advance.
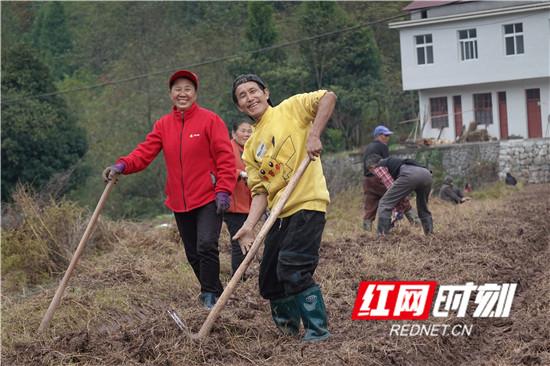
[453,95,462,139]
[473,93,493,125]
[498,92,508,140]
[526,88,542,138]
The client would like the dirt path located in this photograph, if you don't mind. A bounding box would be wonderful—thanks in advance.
[2,184,549,365]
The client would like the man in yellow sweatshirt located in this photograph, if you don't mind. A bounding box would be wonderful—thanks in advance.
[231,74,336,342]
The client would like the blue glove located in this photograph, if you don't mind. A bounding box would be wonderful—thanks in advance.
[215,192,230,215]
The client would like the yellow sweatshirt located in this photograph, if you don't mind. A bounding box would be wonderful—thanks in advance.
[242,90,330,218]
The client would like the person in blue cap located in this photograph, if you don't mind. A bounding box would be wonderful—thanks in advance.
[361,125,420,231]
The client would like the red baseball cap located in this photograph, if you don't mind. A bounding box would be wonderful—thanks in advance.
[169,70,199,89]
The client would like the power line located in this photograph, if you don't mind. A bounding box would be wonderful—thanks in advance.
[1,11,408,105]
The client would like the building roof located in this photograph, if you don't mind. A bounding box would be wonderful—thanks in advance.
[390,2,549,29]
[403,1,460,11]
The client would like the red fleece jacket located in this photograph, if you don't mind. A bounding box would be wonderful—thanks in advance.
[227,139,252,214]
[117,103,236,212]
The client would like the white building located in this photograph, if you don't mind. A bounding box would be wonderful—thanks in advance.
[389,1,550,141]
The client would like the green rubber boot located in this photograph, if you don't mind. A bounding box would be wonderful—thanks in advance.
[270,295,300,336]
[296,285,330,342]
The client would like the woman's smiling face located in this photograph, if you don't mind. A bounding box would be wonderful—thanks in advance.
[170,78,197,111]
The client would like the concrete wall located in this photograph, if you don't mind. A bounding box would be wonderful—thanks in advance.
[418,77,550,140]
[395,6,550,90]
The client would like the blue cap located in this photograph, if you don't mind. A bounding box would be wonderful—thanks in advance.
[373,125,393,137]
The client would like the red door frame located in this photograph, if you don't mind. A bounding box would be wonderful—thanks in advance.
[526,88,542,138]
[498,92,508,140]
[453,95,462,139]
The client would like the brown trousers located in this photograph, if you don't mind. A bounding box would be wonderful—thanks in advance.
[363,175,411,221]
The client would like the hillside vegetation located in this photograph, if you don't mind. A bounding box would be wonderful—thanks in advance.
[1,2,416,218]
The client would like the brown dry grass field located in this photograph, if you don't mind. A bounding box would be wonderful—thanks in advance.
[2,183,549,365]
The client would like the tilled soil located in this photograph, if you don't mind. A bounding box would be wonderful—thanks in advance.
[2,184,549,365]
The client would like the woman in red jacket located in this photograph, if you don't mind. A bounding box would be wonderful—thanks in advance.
[223,121,253,277]
[103,70,236,310]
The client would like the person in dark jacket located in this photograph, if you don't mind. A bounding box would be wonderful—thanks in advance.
[505,172,517,186]
[103,70,237,310]
[439,176,470,204]
[361,125,419,231]
[365,154,433,235]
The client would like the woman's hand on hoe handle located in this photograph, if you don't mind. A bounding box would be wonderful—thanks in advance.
[102,162,125,183]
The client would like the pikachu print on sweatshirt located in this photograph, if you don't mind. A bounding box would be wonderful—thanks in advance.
[243,90,330,218]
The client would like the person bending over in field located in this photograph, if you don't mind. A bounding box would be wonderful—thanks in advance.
[365,154,433,236]
[361,125,420,231]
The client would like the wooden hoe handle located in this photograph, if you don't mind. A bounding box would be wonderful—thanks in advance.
[37,180,116,333]
[194,157,312,339]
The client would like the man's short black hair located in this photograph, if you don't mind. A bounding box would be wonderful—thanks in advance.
[231,74,273,106]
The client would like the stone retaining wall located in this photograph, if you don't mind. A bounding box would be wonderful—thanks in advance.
[326,138,550,194]
[498,138,550,184]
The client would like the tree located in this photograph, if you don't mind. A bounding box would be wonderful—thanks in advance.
[342,2,419,139]
[1,2,37,48]
[31,2,73,80]
[223,3,277,122]
[223,2,306,121]
[226,2,285,81]
[1,1,411,216]
[245,2,285,64]
[296,2,383,148]
[1,44,87,201]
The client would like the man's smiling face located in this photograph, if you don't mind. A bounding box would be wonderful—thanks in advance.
[234,81,270,120]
